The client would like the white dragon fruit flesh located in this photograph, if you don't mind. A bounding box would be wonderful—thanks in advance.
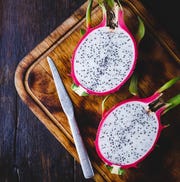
[95,77,180,171]
[71,0,138,95]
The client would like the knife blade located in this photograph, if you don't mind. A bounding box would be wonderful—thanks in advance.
[47,56,94,179]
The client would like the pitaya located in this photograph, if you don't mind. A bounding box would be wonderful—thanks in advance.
[95,77,180,173]
[71,0,144,96]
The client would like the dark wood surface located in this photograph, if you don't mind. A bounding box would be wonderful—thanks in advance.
[0,0,179,182]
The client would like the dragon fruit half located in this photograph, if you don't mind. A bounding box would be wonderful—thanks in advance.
[71,0,144,96]
[95,77,180,173]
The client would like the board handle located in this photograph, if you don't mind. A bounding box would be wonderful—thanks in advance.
[68,115,94,179]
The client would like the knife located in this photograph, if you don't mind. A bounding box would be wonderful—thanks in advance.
[47,57,94,179]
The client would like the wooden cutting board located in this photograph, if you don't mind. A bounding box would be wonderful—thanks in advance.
[15,0,180,181]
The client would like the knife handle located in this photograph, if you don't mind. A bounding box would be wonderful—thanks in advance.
[68,116,94,179]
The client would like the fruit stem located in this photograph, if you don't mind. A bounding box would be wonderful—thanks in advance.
[157,77,180,93]
[163,93,180,114]
[148,96,165,112]
[104,0,119,29]
[71,83,88,96]
[149,77,180,113]
[86,0,93,29]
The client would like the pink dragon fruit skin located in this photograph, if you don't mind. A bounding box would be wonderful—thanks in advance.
[71,2,138,96]
[95,92,164,169]
[95,77,180,170]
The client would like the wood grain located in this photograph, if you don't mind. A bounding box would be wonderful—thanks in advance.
[14,0,180,181]
[0,0,87,181]
[0,0,179,181]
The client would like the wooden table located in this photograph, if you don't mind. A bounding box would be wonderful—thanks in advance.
[0,0,179,181]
